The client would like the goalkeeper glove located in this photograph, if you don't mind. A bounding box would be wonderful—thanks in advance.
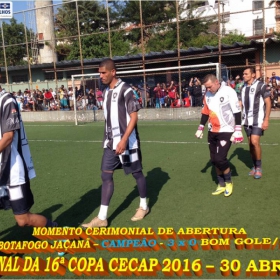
[230,125,244,143]
[195,125,204,139]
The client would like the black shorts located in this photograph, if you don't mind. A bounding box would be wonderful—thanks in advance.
[208,132,232,171]
[101,148,143,175]
[6,181,34,215]
[243,126,263,137]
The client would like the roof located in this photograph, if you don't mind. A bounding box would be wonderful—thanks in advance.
[1,38,279,72]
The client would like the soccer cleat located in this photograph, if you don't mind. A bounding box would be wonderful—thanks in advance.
[254,168,262,179]
[212,184,226,195]
[131,207,149,221]
[81,217,108,228]
[248,167,255,176]
[224,182,233,197]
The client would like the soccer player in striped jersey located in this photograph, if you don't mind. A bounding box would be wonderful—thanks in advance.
[241,67,271,179]
[0,86,57,228]
[82,59,149,228]
[195,74,243,197]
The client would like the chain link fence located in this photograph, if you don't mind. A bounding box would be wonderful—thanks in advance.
[0,0,279,93]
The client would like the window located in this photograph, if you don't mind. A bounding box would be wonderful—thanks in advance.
[253,18,263,35]
[12,75,28,83]
[0,75,6,84]
[44,72,63,80]
[253,1,263,11]
[66,71,82,79]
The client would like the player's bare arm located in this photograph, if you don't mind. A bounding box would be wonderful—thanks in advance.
[115,112,138,155]
[0,131,14,153]
[262,97,271,130]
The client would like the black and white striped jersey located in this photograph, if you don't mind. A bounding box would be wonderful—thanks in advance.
[241,80,270,127]
[102,79,141,150]
[0,92,36,186]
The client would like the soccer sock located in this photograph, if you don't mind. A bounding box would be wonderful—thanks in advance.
[253,159,257,168]
[132,171,148,210]
[98,205,109,220]
[255,160,262,169]
[132,171,147,198]
[140,197,148,210]
[100,171,114,206]
[224,171,232,183]
[217,174,225,187]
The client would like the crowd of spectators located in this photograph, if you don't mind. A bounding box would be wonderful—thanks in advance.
[12,85,104,112]
[10,71,280,112]
[132,78,204,109]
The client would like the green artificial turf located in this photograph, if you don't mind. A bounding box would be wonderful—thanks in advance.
[1,120,280,279]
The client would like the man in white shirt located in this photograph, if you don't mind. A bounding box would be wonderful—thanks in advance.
[195,74,242,197]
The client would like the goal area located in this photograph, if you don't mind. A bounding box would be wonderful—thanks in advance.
[71,62,224,125]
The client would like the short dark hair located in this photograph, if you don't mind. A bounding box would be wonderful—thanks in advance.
[202,74,217,84]
[244,67,256,74]
[99,58,116,71]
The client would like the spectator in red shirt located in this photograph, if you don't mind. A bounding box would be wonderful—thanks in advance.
[167,81,176,102]
[44,89,53,108]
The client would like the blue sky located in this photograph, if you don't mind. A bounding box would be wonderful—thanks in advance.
[12,0,62,13]
[12,0,29,13]
[9,0,62,28]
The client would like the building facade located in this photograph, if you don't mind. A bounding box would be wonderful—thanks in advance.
[180,0,280,38]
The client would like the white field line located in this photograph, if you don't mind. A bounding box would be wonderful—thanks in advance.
[28,139,279,146]
[25,122,280,127]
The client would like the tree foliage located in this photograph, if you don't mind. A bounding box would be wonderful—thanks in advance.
[111,1,177,46]
[0,1,251,64]
[55,1,107,38]
[0,18,32,66]
[55,0,132,59]
[189,31,249,48]
[64,31,135,60]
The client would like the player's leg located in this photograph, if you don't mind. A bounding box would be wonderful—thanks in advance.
[211,133,233,196]
[250,132,262,179]
[8,181,57,227]
[82,148,120,228]
[123,149,149,221]
[14,212,47,227]
[217,133,233,196]
[208,132,225,195]
[98,170,114,221]
[131,170,149,221]
[245,126,263,178]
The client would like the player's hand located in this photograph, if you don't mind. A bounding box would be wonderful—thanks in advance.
[230,125,244,143]
[195,125,204,139]
[115,138,127,155]
[262,119,269,130]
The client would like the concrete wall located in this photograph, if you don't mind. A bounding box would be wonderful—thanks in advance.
[21,108,202,123]
[20,108,280,123]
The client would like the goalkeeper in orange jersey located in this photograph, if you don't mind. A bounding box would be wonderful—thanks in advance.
[195,74,243,197]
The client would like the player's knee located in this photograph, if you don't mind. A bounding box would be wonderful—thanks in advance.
[250,138,260,147]
[101,171,113,182]
[15,216,28,227]
[132,171,144,180]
